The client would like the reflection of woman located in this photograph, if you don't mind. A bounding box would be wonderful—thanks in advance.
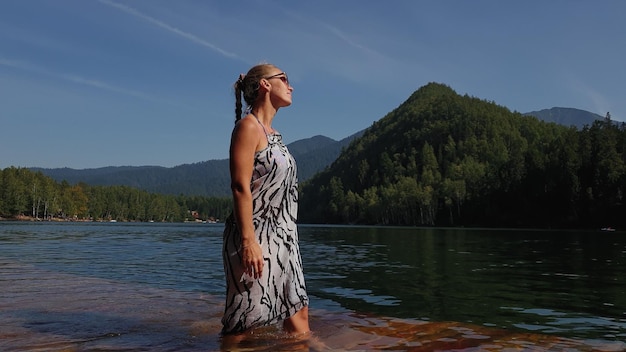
[221,63,310,337]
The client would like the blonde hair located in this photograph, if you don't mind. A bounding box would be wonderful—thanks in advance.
[234,63,278,122]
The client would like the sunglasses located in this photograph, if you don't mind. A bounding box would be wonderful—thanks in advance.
[264,72,290,86]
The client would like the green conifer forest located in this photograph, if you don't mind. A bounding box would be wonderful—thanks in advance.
[299,83,625,228]
[3,83,624,228]
[0,167,231,222]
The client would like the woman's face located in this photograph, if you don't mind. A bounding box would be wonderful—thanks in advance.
[264,69,293,108]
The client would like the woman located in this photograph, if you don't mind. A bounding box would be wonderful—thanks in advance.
[221,63,310,337]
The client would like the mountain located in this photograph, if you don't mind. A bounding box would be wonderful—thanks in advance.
[523,107,605,128]
[294,131,364,180]
[32,131,363,197]
[298,82,625,228]
[31,94,607,201]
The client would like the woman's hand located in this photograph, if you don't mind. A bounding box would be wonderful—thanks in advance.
[242,241,264,279]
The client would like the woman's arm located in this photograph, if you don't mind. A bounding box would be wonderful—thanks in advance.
[229,116,265,279]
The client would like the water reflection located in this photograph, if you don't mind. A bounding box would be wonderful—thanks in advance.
[301,225,626,341]
[1,222,625,350]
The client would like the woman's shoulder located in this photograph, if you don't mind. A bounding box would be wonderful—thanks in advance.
[232,115,266,151]
[234,115,260,133]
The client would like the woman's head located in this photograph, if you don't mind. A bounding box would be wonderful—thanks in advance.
[233,63,291,122]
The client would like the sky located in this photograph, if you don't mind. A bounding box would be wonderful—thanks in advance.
[1,0,624,169]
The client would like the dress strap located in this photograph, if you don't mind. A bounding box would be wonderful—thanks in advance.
[250,112,269,136]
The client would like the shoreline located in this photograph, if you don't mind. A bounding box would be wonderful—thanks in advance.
[0,215,135,223]
[0,215,217,224]
[0,215,98,222]
[0,216,618,231]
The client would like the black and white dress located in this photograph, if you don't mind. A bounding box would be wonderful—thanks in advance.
[221,121,308,335]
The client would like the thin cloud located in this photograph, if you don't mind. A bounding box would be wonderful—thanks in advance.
[566,74,612,117]
[280,8,406,85]
[0,56,187,107]
[321,22,376,55]
[97,0,239,60]
[283,9,381,56]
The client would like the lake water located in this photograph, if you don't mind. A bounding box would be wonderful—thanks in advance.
[1,222,625,351]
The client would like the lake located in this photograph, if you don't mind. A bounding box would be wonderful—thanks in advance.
[1,222,624,351]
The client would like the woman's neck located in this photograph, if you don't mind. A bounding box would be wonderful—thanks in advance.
[250,106,277,131]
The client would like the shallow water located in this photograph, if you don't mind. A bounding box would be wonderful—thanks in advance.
[1,222,625,351]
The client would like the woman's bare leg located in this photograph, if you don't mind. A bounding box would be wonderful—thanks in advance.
[283,306,310,335]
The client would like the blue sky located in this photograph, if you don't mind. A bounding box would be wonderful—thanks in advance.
[1,0,624,169]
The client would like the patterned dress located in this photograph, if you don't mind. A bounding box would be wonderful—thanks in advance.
[221,121,308,335]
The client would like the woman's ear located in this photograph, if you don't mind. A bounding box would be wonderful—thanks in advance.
[259,78,271,91]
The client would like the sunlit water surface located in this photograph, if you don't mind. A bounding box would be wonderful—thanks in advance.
[1,222,625,351]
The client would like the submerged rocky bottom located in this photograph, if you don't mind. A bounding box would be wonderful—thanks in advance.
[2,260,623,351]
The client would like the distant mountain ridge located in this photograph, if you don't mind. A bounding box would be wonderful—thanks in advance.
[32,131,364,197]
[32,105,605,198]
[523,107,605,128]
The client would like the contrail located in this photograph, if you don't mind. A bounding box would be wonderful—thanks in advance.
[0,56,148,99]
[97,0,239,59]
[0,56,191,109]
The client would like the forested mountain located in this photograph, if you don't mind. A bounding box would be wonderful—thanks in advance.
[524,107,604,128]
[30,105,608,200]
[33,161,231,197]
[299,83,625,229]
[11,83,626,228]
[32,132,363,197]
[295,131,364,179]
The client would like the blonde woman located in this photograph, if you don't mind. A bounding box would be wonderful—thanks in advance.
[221,63,310,337]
